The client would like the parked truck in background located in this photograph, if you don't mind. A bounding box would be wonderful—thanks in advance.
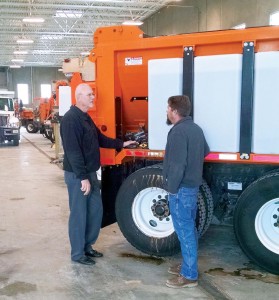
[20,80,68,143]
[61,25,279,275]
[0,90,20,146]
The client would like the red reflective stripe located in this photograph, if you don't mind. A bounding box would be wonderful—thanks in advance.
[205,153,238,161]
[124,150,146,156]
[253,155,279,163]
[134,151,146,156]
[205,153,219,160]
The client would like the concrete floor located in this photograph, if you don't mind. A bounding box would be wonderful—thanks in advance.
[0,129,278,300]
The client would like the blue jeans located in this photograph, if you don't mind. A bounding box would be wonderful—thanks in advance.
[64,171,103,261]
[169,187,199,280]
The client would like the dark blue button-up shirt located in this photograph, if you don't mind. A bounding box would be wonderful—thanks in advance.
[60,105,123,180]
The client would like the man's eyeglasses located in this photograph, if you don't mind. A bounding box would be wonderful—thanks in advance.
[85,93,94,97]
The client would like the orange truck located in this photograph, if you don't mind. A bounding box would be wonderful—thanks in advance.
[20,98,52,133]
[62,25,279,275]
[21,81,67,142]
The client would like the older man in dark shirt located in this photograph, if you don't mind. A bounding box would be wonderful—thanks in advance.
[60,83,135,265]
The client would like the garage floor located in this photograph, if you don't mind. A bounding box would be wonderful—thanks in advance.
[0,129,278,300]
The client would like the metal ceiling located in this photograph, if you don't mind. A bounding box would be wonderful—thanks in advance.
[0,0,175,68]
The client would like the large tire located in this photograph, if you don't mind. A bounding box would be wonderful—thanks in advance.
[115,165,214,256]
[26,121,39,133]
[13,138,19,146]
[44,127,55,143]
[233,172,279,274]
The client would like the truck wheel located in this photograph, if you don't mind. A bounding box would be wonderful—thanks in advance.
[199,179,214,236]
[26,122,38,133]
[44,128,55,143]
[234,172,279,274]
[115,166,214,256]
[13,138,19,146]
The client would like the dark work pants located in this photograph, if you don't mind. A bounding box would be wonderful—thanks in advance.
[64,171,103,261]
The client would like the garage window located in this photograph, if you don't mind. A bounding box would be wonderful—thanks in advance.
[17,84,29,105]
[270,11,279,25]
[41,84,51,98]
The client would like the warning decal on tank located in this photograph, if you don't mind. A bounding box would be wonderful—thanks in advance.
[125,57,143,66]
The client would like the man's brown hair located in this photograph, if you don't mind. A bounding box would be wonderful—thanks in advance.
[168,95,191,117]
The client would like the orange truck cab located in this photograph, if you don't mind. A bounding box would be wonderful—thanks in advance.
[61,25,279,275]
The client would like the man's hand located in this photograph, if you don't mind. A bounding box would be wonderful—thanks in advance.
[81,179,91,196]
[123,140,138,148]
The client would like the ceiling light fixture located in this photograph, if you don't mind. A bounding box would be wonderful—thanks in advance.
[80,51,90,56]
[51,50,68,53]
[32,50,68,54]
[122,20,143,26]
[23,17,45,23]
[10,65,21,69]
[11,59,24,62]
[17,38,34,44]
[13,50,28,55]
[23,1,45,23]
[32,50,51,54]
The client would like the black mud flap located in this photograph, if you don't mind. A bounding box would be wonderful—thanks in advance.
[101,165,123,227]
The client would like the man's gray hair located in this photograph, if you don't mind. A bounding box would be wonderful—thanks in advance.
[75,83,91,100]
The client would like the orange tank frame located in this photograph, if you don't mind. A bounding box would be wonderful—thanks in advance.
[69,25,279,166]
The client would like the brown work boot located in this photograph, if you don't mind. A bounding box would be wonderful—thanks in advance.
[166,275,198,288]
[168,263,181,275]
